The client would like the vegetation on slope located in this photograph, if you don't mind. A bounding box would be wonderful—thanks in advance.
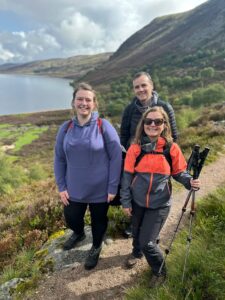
[125,186,225,300]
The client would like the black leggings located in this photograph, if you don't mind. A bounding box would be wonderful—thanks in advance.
[64,201,109,248]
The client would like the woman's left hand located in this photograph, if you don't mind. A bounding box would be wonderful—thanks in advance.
[107,193,116,203]
[190,178,200,190]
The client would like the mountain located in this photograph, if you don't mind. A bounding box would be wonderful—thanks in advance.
[83,0,225,85]
[0,53,112,79]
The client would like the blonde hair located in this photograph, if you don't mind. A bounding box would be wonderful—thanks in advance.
[133,106,173,145]
[71,82,98,110]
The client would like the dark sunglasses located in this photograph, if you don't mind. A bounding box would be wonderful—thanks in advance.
[143,118,164,126]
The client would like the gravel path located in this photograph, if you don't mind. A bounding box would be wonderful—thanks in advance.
[27,153,225,300]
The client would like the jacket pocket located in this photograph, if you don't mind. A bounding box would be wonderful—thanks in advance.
[131,173,149,205]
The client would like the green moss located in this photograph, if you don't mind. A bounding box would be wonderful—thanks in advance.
[49,229,65,241]
[34,248,49,259]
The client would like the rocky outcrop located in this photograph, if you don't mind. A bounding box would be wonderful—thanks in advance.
[0,226,113,299]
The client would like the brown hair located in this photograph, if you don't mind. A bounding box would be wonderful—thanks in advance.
[133,106,173,145]
[71,82,98,110]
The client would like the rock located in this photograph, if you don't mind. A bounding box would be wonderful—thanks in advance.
[0,278,24,300]
[36,226,114,272]
[1,144,15,151]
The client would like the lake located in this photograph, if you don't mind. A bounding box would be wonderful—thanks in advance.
[0,74,73,116]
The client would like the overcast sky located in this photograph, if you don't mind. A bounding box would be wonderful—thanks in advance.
[0,0,207,64]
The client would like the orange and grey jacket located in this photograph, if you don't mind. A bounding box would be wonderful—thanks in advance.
[120,137,192,209]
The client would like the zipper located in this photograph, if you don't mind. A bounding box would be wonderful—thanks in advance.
[146,173,153,208]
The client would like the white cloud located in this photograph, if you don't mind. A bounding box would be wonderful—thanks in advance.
[0,29,61,63]
[0,0,207,63]
[0,44,14,61]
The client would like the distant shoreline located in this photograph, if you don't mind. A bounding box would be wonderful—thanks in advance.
[0,71,74,80]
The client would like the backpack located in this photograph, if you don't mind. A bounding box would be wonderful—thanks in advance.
[134,143,172,171]
[64,118,125,206]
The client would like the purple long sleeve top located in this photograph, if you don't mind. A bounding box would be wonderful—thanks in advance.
[54,112,122,203]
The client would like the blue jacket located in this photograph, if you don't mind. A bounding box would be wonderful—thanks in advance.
[54,112,122,203]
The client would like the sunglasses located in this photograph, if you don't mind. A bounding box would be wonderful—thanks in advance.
[143,118,164,126]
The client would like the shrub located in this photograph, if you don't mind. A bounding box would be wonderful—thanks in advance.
[192,84,225,107]
[28,164,48,181]
[0,152,27,195]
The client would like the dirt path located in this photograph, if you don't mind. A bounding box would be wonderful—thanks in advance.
[28,153,225,300]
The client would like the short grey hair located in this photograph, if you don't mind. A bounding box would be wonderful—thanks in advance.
[133,71,152,82]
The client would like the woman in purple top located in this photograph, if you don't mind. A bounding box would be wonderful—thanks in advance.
[54,82,122,270]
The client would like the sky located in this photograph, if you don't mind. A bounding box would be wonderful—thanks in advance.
[0,0,207,64]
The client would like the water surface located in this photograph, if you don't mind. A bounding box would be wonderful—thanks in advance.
[0,74,73,116]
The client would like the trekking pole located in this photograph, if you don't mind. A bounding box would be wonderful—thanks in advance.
[181,189,196,283]
[181,146,210,282]
[158,145,210,276]
[158,189,193,275]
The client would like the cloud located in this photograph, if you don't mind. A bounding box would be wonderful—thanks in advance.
[0,44,14,61]
[0,29,61,63]
[0,0,207,63]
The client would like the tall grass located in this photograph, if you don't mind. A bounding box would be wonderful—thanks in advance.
[125,186,225,300]
[0,151,26,195]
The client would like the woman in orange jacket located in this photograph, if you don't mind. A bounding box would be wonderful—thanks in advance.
[120,106,200,287]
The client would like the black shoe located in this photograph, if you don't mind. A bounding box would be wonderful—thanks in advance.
[123,223,132,238]
[84,245,102,270]
[63,232,86,251]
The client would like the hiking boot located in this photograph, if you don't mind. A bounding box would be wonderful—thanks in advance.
[125,253,142,269]
[84,245,102,270]
[63,232,86,251]
[123,223,132,238]
[149,273,166,288]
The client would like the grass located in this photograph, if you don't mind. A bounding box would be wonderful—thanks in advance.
[0,249,38,284]
[13,126,48,151]
[0,123,48,151]
[0,123,13,130]
[125,186,225,300]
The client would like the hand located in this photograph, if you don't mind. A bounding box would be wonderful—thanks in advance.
[59,190,69,206]
[107,193,116,203]
[190,178,200,190]
[123,207,132,217]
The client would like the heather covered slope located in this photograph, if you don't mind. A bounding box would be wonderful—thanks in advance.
[84,0,225,84]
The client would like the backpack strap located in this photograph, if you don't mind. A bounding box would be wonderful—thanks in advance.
[134,143,172,171]
[64,120,73,133]
[134,150,147,167]
[163,144,172,172]
[97,117,103,134]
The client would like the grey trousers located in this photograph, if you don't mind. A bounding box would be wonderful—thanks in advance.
[132,201,170,275]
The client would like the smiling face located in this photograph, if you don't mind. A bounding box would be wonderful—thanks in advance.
[143,111,165,140]
[73,89,96,119]
[133,75,153,104]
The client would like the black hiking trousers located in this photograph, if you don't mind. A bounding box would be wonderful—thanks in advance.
[132,201,170,275]
[64,201,109,248]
